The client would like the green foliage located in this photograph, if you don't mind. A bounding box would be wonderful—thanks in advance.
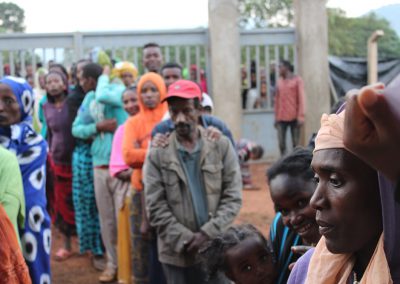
[328,8,400,58]
[0,2,25,33]
[238,0,293,28]
[238,0,400,58]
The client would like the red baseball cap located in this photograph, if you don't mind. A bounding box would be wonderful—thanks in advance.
[163,80,202,102]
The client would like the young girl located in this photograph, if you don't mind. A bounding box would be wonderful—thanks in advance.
[109,86,140,284]
[43,70,76,260]
[199,224,277,284]
[267,147,320,284]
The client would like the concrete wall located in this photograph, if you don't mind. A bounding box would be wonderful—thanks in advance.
[294,0,330,140]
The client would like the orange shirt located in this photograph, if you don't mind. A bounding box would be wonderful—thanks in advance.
[122,73,168,190]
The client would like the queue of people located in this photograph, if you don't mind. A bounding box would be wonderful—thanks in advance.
[0,41,399,284]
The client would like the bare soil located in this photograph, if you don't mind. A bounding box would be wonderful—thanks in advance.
[51,162,275,284]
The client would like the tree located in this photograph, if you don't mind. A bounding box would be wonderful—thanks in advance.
[238,1,400,58]
[328,8,400,58]
[238,0,293,28]
[0,2,25,33]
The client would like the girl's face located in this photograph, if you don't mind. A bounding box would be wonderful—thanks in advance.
[0,84,21,126]
[122,89,139,116]
[121,71,134,88]
[140,81,160,109]
[269,174,320,245]
[225,236,276,284]
[45,73,66,97]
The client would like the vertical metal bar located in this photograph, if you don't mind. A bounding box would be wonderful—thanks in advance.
[53,48,57,63]
[20,50,26,77]
[111,47,116,61]
[246,46,250,89]
[293,45,298,74]
[175,46,180,63]
[185,46,190,78]
[265,45,272,109]
[205,30,212,96]
[42,49,47,68]
[73,32,83,62]
[165,46,170,63]
[195,45,200,82]
[133,48,138,71]
[31,49,37,75]
[284,45,289,60]
[123,47,128,61]
[9,51,15,76]
[0,52,3,77]
[274,45,280,85]
[255,45,260,99]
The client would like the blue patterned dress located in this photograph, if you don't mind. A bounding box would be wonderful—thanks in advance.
[0,76,51,284]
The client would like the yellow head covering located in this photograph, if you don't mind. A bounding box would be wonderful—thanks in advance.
[111,61,138,81]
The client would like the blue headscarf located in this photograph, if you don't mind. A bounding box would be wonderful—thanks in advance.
[0,76,51,284]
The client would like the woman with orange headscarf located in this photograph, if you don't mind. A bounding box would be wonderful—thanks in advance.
[122,72,168,284]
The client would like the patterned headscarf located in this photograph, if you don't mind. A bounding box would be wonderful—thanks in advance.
[0,76,34,122]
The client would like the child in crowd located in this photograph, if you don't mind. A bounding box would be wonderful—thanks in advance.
[236,139,264,189]
[267,147,320,284]
[43,70,76,260]
[199,224,277,284]
[71,62,104,269]
[109,86,140,284]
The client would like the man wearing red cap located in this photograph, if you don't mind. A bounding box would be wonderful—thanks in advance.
[144,80,242,284]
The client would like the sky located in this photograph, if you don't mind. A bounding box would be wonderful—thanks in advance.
[8,0,400,33]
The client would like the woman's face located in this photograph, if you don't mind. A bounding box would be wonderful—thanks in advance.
[140,81,160,109]
[311,149,382,254]
[122,89,139,116]
[0,84,21,126]
[45,73,66,97]
[269,174,320,244]
[225,236,276,284]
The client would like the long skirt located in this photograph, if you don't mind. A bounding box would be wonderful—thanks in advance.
[52,161,76,236]
[72,142,103,255]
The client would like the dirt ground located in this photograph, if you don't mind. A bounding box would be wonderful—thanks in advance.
[51,162,275,284]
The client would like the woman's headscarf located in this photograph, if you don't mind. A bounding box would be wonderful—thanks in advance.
[306,111,392,284]
[112,61,138,81]
[0,76,46,160]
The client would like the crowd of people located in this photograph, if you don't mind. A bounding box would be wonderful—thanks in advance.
[0,41,399,284]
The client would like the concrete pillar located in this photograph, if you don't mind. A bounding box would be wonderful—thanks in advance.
[208,0,241,139]
[294,0,330,141]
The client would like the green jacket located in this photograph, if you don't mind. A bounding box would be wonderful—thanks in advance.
[0,147,25,242]
[144,127,242,267]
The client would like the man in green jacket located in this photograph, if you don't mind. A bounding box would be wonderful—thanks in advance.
[144,80,242,284]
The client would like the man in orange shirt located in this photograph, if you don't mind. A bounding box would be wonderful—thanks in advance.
[274,60,305,156]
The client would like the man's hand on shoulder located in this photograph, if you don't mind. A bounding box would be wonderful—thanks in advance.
[151,132,170,148]
[205,126,222,142]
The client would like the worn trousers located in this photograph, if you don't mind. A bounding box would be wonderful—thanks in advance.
[276,120,300,156]
[93,168,128,270]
